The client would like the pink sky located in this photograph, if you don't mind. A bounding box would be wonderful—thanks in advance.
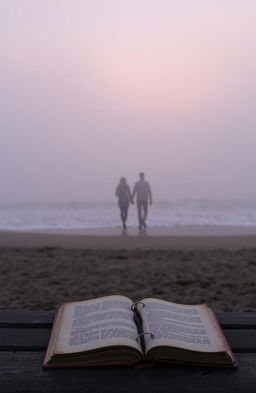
[1,1,256,202]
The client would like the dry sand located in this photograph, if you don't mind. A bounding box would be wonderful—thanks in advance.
[0,228,256,312]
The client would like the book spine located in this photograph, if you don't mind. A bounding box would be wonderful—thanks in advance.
[131,301,154,353]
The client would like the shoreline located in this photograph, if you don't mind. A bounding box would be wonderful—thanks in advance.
[1,226,256,249]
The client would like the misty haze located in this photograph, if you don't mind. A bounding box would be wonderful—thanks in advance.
[1,3,256,388]
[1,1,256,204]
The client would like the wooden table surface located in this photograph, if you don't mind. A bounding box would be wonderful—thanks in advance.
[0,311,256,393]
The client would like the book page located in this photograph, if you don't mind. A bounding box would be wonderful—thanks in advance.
[139,298,227,353]
[54,295,142,354]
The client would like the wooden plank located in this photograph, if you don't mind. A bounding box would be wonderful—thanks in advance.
[0,310,255,329]
[0,352,255,393]
[217,312,256,329]
[0,328,255,352]
[224,329,256,352]
[0,310,54,328]
[0,328,50,351]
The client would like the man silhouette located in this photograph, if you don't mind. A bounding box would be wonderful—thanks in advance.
[132,172,152,229]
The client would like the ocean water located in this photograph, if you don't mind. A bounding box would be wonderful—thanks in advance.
[0,200,256,230]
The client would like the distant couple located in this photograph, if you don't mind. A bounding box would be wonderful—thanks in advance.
[115,172,152,229]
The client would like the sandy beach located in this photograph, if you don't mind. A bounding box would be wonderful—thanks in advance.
[2,225,256,249]
[0,226,256,311]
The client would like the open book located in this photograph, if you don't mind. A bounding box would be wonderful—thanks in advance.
[43,295,237,368]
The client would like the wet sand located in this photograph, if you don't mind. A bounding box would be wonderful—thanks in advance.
[1,225,256,249]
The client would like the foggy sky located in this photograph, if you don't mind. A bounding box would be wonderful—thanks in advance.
[1,0,256,202]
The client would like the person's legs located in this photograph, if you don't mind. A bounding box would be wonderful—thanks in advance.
[120,206,128,229]
[123,206,128,222]
[122,206,128,229]
[141,201,148,227]
[119,208,125,228]
[137,201,143,228]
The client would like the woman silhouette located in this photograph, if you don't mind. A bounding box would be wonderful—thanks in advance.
[115,177,133,229]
